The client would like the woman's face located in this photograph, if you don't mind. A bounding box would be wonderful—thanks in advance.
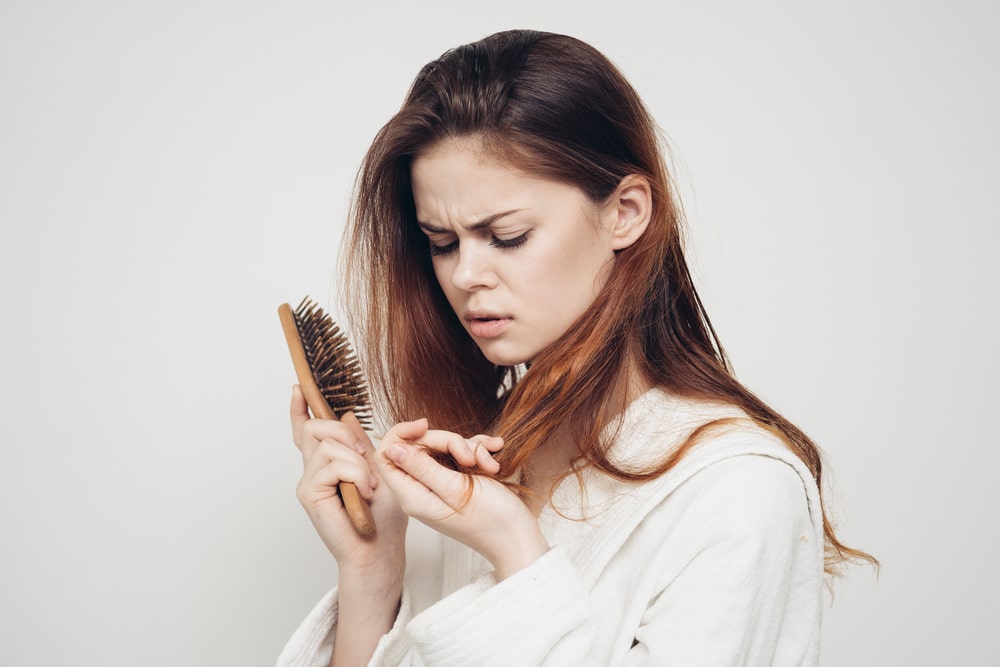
[411,138,620,366]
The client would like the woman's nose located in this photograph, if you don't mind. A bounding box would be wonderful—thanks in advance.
[450,245,498,291]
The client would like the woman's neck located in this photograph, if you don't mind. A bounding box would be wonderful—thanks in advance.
[521,362,652,514]
[521,355,652,515]
[521,427,578,515]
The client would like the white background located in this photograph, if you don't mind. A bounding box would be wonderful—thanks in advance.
[1,1,997,665]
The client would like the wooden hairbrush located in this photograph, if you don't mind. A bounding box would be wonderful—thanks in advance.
[278,296,375,537]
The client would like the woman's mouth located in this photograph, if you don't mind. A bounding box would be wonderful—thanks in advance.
[466,314,512,339]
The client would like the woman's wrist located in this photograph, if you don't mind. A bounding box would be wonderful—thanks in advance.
[491,523,550,581]
[338,554,405,597]
[335,560,405,635]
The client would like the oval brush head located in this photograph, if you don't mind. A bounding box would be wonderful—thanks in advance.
[289,297,372,428]
[278,296,375,536]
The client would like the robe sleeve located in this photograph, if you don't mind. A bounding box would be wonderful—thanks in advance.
[407,547,592,665]
[406,455,820,666]
[275,584,418,667]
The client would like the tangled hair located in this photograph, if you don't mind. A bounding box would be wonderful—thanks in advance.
[341,29,875,575]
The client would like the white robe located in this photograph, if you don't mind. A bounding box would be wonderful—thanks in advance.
[277,390,824,666]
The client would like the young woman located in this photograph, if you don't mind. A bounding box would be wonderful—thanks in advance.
[278,29,873,666]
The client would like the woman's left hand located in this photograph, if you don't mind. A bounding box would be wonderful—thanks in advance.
[375,418,550,581]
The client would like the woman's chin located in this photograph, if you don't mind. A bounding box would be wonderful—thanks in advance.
[476,343,533,368]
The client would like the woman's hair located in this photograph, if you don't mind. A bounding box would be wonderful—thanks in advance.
[342,29,875,574]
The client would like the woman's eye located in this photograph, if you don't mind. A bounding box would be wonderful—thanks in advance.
[490,232,529,250]
[428,232,528,257]
[429,239,458,257]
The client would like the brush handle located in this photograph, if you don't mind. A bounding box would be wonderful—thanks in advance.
[334,411,376,536]
[279,304,376,537]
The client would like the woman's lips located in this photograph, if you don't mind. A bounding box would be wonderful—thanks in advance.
[467,316,511,338]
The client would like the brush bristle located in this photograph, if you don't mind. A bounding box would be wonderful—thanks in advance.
[292,297,372,428]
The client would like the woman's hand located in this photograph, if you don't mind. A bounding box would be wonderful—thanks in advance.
[375,419,549,581]
[291,388,410,666]
[290,386,407,578]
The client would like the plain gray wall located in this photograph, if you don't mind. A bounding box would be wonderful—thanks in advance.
[2,1,997,665]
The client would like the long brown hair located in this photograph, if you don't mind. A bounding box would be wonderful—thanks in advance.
[342,29,875,574]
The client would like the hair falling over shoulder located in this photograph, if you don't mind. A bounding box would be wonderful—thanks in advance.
[340,29,877,576]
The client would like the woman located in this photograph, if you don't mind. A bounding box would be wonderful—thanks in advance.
[279,29,873,666]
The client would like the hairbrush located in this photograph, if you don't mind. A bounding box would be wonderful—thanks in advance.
[278,296,375,537]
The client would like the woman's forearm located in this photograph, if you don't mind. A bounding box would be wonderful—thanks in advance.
[329,564,404,667]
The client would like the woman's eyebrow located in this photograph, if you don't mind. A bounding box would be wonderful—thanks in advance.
[417,209,523,234]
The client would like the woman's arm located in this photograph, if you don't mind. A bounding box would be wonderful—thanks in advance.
[289,386,409,666]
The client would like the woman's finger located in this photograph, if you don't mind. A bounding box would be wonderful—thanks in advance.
[384,417,430,443]
[298,418,368,465]
[468,434,504,448]
[410,429,500,469]
[472,441,501,474]
[340,411,370,445]
[382,442,470,511]
[482,435,505,452]
[339,412,379,478]
[305,438,376,486]
[339,427,379,490]
[309,455,376,500]
[468,434,503,470]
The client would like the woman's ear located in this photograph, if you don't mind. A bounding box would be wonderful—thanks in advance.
[605,174,652,250]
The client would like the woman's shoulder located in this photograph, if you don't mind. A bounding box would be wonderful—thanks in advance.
[545,390,822,585]
[608,388,790,469]
[598,387,823,538]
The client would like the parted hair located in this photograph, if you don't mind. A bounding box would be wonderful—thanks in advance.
[341,29,874,574]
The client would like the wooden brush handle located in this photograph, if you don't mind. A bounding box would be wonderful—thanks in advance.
[279,304,376,537]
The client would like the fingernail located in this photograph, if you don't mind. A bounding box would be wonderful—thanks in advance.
[370,474,379,489]
[386,444,407,464]
[354,441,366,454]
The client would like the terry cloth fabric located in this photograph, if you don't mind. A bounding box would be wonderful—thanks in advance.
[277,389,823,666]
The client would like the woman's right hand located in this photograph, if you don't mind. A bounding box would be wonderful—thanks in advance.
[290,385,407,578]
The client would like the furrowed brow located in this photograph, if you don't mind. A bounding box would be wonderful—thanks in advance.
[417,209,522,234]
